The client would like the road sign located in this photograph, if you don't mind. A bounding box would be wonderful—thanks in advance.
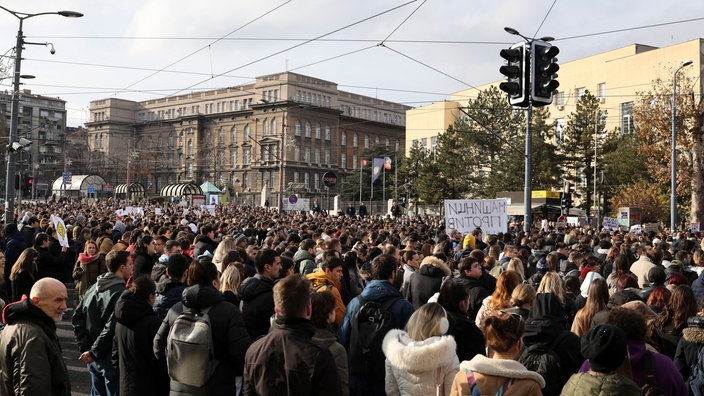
[322,171,337,188]
[288,194,298,204]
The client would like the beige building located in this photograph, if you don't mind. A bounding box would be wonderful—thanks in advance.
[407,38,704,171]
[86,71,409,204]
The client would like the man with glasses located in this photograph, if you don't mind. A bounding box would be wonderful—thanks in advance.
[72,250,131,396]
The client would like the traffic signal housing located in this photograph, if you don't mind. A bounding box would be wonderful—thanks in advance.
[603,193,613,216]
[499,42,529,107]
[531,40,560,106]
[561,192,572,213]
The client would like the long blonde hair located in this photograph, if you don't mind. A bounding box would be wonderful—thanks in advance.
[406,302,446,341]
[219,265,241,294]
[507,257,525,280]
[536,272,565,304]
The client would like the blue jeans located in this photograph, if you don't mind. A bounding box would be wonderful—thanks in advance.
[88,355,119,396]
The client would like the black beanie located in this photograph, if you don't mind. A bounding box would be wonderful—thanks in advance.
[581,324,627,373]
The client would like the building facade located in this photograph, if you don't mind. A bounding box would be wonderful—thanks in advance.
[86,71,409,205]
[406,38,704,170]
[0,89,68,198]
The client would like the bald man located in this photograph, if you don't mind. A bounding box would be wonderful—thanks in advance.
[0,278,71,395]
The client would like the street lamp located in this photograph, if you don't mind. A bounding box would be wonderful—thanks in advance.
[671,59,693,232]
[504,27,554,232]
[1,5,82,223]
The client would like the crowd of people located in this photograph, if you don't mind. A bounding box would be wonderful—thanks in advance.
[0,199,702,395]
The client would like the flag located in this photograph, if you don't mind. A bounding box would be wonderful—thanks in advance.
[384,157,392,170]
[371,157,384,183]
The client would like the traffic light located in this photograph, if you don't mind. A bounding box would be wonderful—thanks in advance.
[531,40,560,106]
[603,193,613,215]
[561,192,572,213]
[499,42,529,107]
[23,176,33,195]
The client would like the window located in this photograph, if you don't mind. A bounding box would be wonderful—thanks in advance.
[577,87,586,101]
[231,126,237,145]
[244,125,250,141]
[231,151,237,167]
[294,171,299,183]
[243,172,249,188]
[598,83,606,101]
[295,120,301,136]
[315,149,320,165]
[555,91,565,107]
[353,133,358,148]
[218,127,224,144]
[325,126,331,140]
[271,119,277,135]
[304,172,310,188]
[620,102,634,135]
[304,148,311,163]
[555,118,566,143]
[385,138,389,147]
[430,136,437,153]
[305,122,311,138]
[243,148,250,165]
[341,131,347,145]
[315,123,321,139]
[341,153,347,168]
[396,139,400,152]
[364,135,369,149]
[158,137,163,148]
[169,132,174,148]
[187,139,193,156]
[314,174,320,189]
[217,152,224,167]
[324,149,330,165]
[353,155,358,170]
[187,164,193,178]
[294,147,301,161]
[262,119,269,136]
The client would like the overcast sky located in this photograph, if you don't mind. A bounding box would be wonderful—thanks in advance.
[0,0,701,127]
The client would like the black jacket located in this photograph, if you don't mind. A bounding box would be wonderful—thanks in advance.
[193,236,217,259]
[36,246,66,282]
[154,284,252,396]
[238,274,276,341]
[153,278,187,320]
[113,289,169,396]
[446,309,485,362]
[405,258,450,310]
[675,325,704,382]
[133,252,155,278]
[243,317,342,396]
[457,275,490,321]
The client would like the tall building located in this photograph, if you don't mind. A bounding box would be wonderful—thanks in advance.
[406,38,704,171]
[86,71,409,204]
[0,89,67,198]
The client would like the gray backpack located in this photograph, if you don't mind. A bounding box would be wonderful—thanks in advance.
[166,305,219,387]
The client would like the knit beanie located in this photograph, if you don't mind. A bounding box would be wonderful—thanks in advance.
[581,324,627,373]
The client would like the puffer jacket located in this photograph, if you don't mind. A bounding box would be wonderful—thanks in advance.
[405,256,451,309]
[244,316,342,396]
[72,272,126,359]
[113,289,169,396]
[312,327,349,396]
[560,372,643,396]
[294,249,316,275]
[307,268,346,327]
[153,277,186,320]
[154,283,252,396]
[450,356,544,396]
[382,329,459,396]
[0,298,71,396]
[674,324,704,384]
[238,274,276,341]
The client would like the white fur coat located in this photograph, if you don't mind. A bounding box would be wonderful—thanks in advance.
[382,329,459,396]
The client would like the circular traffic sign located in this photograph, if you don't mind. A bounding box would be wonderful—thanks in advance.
[288,194,298,204]
[322,171,337,188]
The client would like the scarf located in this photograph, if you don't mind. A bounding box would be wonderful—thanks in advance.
[78,252,100,264]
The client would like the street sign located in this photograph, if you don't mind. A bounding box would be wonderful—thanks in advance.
[322,171,337,188]
[288,194,298,204]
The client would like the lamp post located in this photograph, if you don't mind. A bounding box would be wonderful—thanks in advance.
[504,27,554,232]
[671,59,693,233]
[1,6,82,223]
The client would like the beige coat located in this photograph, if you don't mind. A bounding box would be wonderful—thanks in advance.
[450,355,544,396]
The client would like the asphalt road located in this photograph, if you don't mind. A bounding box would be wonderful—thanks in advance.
[59,284,92,396]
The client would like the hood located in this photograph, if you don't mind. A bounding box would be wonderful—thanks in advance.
[580,271,604,298]
[158,254,169,264]
[96,272,126,292]
[419,256,451,277]
[293,249,314,262]
[6,229,24,243]
[181,283,225,309]
[523,318,566,344]
[682,327,704,345]
[238,274,275,302]
[460,354,546,388]
[156,277,185,294]
[2,297,55,330]
[114,289,156,326]
[529,292,564,320]
[382,329,457,371]
[360,279,403,301]
[306,268,341,290]
[312,327,338,348]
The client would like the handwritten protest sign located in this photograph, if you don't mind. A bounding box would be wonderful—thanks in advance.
[444,199,508,235]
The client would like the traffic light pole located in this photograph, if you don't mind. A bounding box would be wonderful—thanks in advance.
[523,104,532,233]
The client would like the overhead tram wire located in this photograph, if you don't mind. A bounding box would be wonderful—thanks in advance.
[532,0,558,40]
[116,0,293,96]
[379,44,477,90]
[379,0,427,45]
[169,0,420,97]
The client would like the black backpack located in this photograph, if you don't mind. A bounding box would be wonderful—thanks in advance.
[348,296,401,380]
[518,331,570,396]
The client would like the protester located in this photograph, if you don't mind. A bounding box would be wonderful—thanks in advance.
[9,248,38,302]
[72,239,107,305]
[310,291,349,396]
[238,248,280,340]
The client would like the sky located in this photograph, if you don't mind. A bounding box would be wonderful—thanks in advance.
[0,0,702,127]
